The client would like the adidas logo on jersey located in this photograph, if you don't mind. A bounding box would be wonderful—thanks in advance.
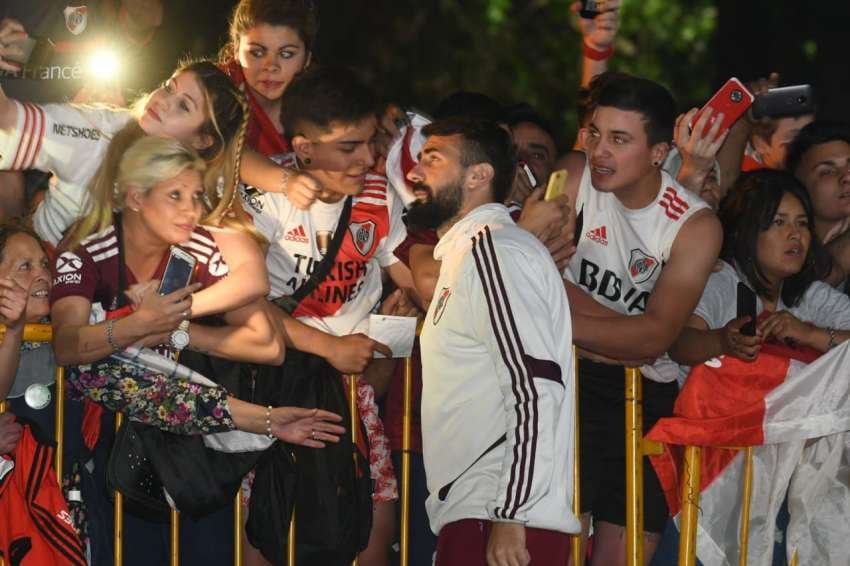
[284,225,309,244]
[586,226,608,246]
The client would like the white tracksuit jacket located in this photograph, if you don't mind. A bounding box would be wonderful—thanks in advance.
[420,203,580,536]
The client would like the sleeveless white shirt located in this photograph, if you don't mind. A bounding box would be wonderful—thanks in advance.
[564,164,710,382]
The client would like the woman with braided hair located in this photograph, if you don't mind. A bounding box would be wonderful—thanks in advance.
[0,57,324,317]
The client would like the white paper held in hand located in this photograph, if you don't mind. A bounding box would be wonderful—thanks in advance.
[368,314,418,358]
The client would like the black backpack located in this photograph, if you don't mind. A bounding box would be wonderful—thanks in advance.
[247,349,372,566]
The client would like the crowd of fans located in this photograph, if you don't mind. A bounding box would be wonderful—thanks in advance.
[1,0,849,565]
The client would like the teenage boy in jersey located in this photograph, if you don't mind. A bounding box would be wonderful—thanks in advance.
[240,65,414,564]
[557,74,722,564]
[407,116,579,566]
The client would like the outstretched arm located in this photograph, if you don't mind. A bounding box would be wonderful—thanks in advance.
[190,228,269,318]
[576,0,620,88]
[240,149,322,210]
[189,298,285,365]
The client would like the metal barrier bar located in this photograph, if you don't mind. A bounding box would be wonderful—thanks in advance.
[349,374,360,566]
[678,446,701,566]
[624,367,644,566]
[571,348,582,566]
[678,443,757,566]
[114,412,124,566]
[288,504,296,566]
[55,367,65,484]
[400,356,413,566]
[170,510,180,566]
[234,491,243,566]
[738,446,753,566]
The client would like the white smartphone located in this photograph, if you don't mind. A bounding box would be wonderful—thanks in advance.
[158,247,197,295]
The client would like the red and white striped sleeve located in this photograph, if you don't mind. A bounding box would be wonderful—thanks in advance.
[0,101,47,171]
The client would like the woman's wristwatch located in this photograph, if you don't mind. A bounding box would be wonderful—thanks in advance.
[171,320,191,351]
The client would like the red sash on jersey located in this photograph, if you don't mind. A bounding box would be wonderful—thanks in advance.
[293,183,391,321]
[222,61,290,157]
[0,425,86,566]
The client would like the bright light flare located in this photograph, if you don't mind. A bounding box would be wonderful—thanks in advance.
[87,48,121,81]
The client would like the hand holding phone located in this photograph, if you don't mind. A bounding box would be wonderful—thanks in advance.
[158,247,198,296]
[751,85,814,119]
[736,282,757,337]
[579,0,601,18]
[691,78,754,140]
[544,170,569,202]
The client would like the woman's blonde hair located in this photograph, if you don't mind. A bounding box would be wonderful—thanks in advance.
[66,60,265,249]
[66,136,206,250]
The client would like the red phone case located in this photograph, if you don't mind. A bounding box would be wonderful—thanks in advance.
[692,78,754,139]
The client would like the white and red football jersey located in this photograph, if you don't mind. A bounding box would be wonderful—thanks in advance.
[0,101,133,245]
[564,164,710,382]
[241,153,407,337]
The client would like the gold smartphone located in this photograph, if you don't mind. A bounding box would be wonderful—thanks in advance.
[544,169,568,201]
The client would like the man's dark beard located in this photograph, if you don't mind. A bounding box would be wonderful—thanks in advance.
[405,182,462,232]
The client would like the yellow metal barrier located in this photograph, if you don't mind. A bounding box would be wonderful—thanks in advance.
[625,367,644,566]
[678,446,701,566]
[400,356,414,566]
[234,491,243,566]
[349,375,360,566]
[677,443,757,566]
[571,348,582,566]
[114,412,124,566]
[288,502,296,566]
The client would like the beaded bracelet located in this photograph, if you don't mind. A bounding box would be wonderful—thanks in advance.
[106,319,121,351]
[827,327,838,350]
[265,405,274,439]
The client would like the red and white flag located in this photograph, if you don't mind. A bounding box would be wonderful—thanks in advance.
[647,342,850,566]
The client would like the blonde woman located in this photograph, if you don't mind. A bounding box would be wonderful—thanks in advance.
[0,58,322,318]
[51,135,343,443]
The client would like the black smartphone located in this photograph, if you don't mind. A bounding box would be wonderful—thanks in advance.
[158,247,197,295]
[519,161,538,188]
[736,282,757,336]
[5,36,55,68]
[580,0,601,19]
[751,85,814,119]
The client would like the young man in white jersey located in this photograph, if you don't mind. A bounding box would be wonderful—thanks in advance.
[240,65,414,565]
[556,75,722,564]
[407,116,579,566]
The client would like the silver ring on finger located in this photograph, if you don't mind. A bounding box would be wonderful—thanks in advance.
[311,429,316,440]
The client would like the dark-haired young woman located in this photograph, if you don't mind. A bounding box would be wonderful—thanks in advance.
[669,169,850,367]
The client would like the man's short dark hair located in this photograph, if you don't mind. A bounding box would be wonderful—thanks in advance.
[501,102,555,142]
[576,71,633,128]
[422,117,516,204]
[281,65,378,140]
[593,74,676,146]
[785,121,850,175]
